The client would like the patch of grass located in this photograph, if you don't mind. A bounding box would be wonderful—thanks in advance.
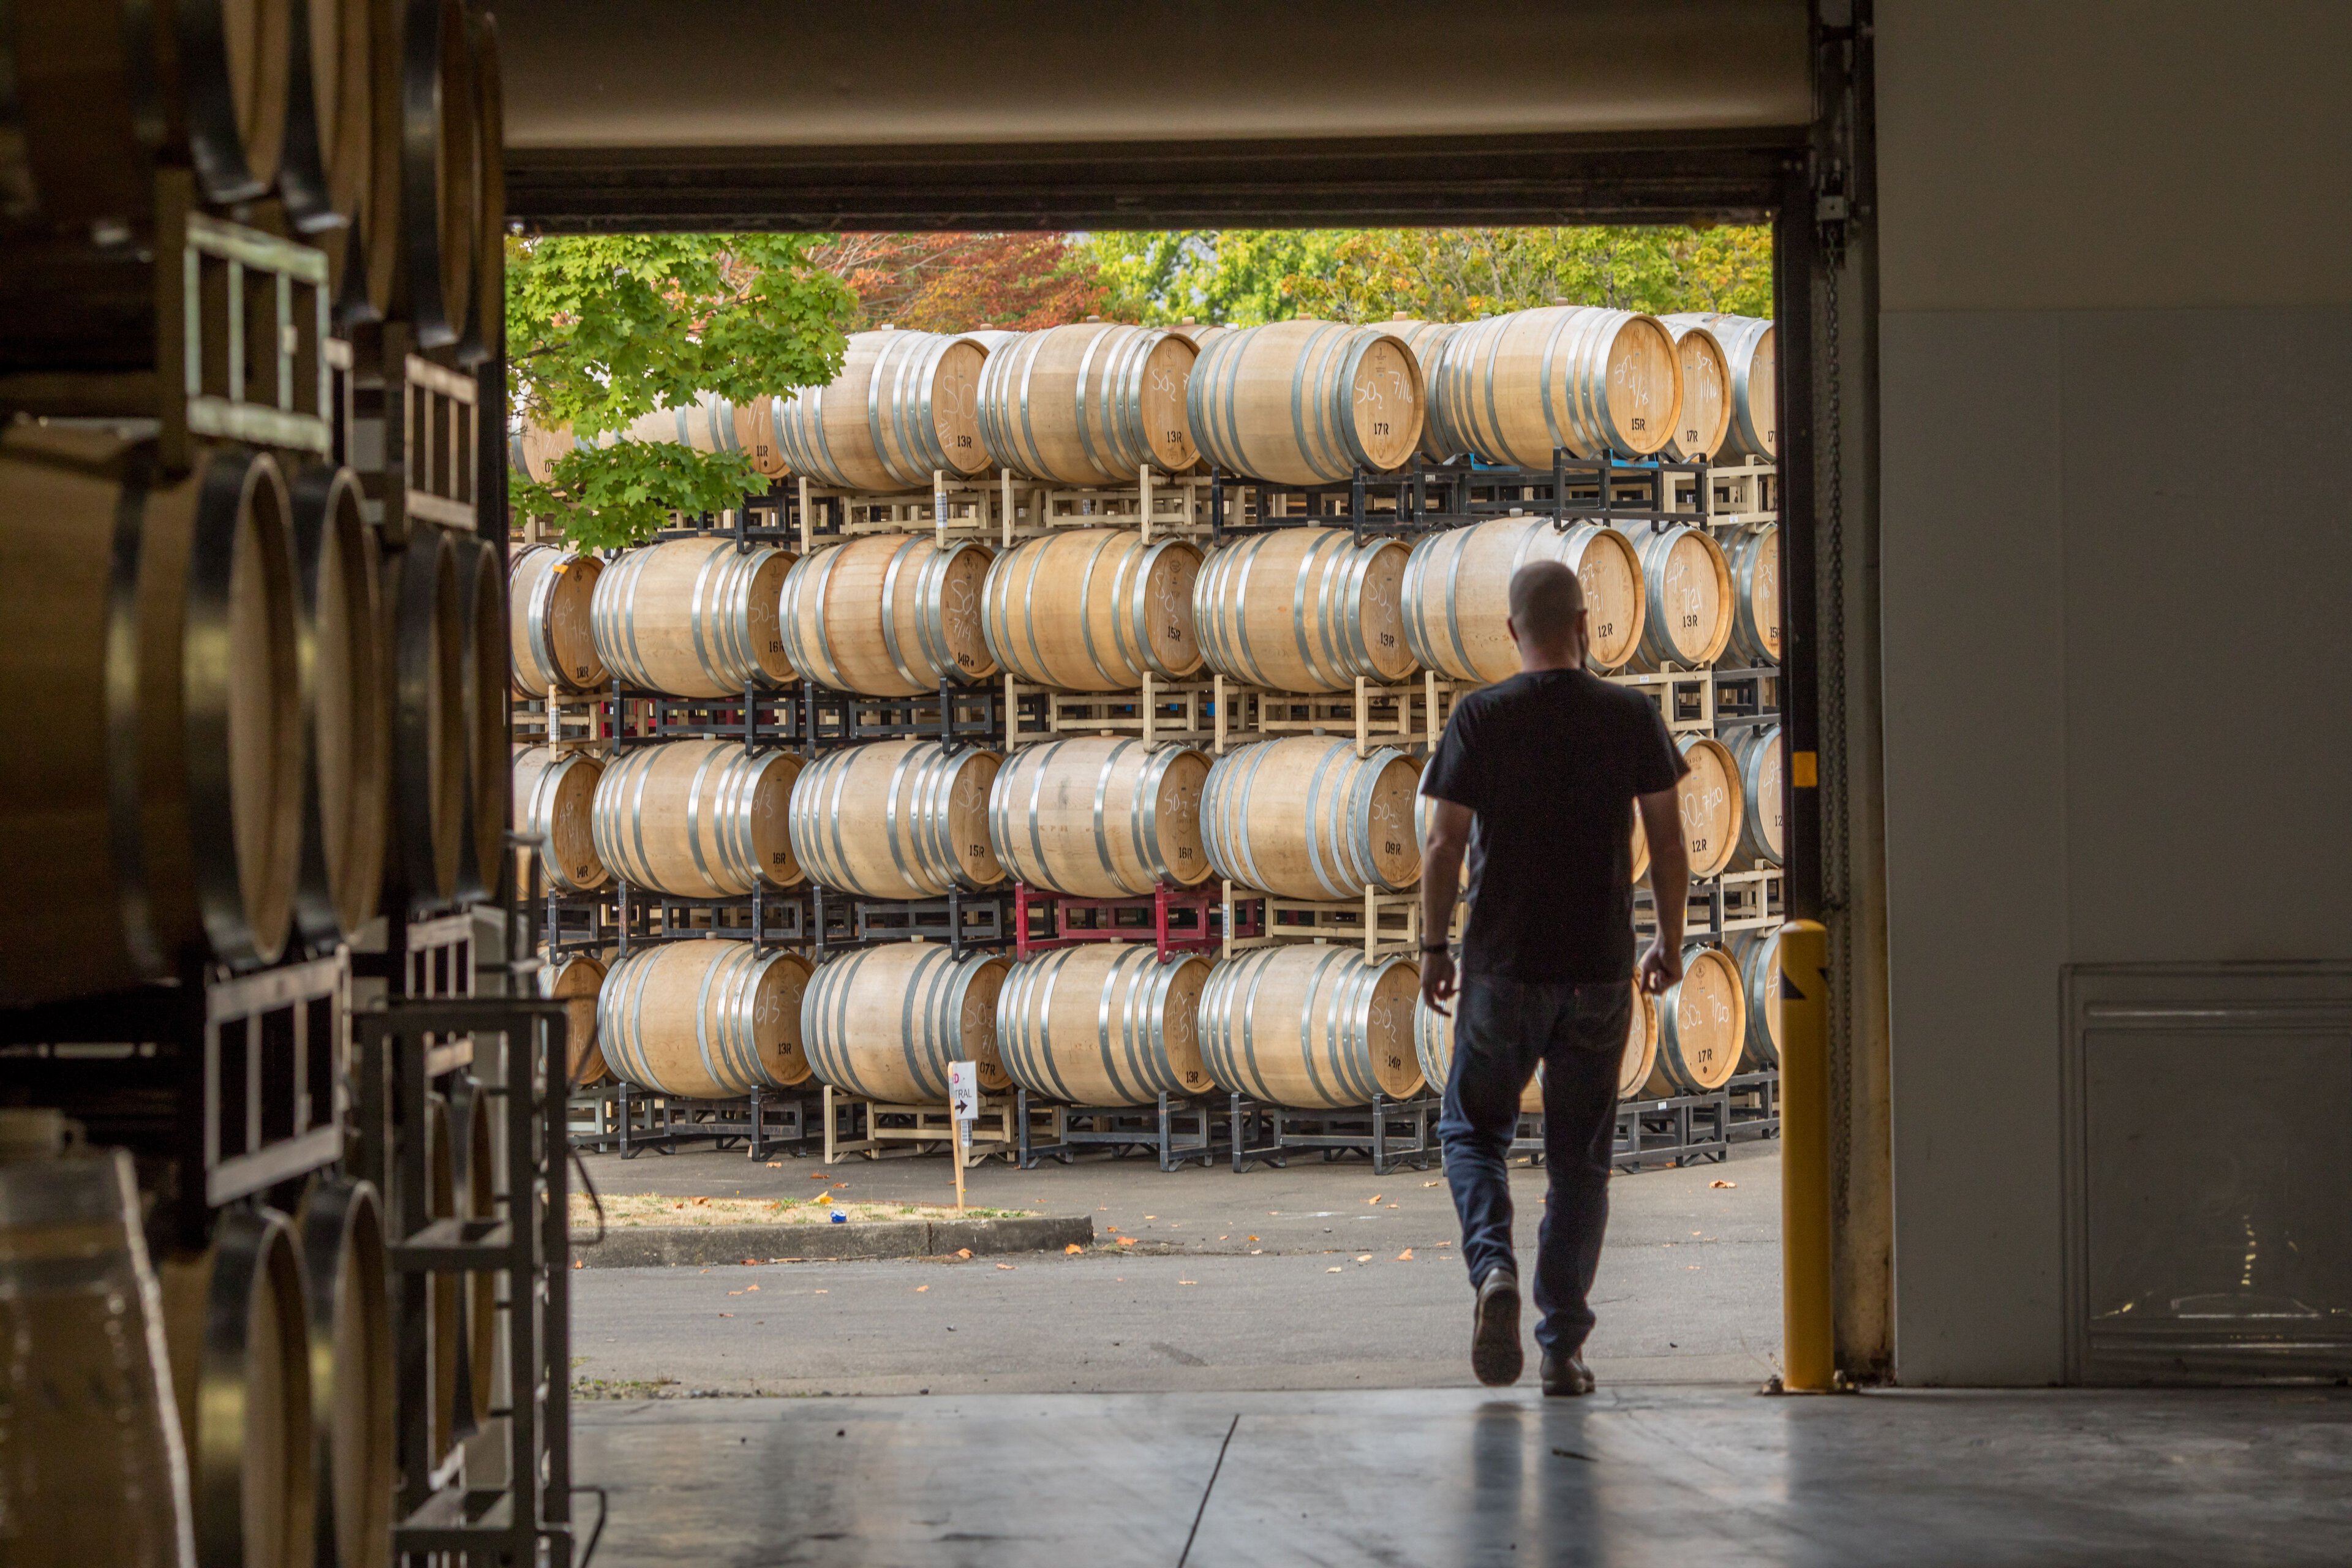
[568,1192,1026,1228]
[571,1376,680,1400]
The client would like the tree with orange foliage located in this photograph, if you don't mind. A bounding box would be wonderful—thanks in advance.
[809,232,1110,332]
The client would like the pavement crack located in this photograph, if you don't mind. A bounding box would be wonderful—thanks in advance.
[1152,1341,1208,1367]
[1177,1413,1241,1568]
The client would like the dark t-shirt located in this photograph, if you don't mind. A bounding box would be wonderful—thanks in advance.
[1421,668,1687,983]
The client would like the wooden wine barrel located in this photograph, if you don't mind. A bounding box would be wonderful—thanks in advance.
[1621,522,1734,670]
[592,740,806,897]
[289,464,389,944]
[1381,315,1468,461]
[1400,516,1645,682]
[1631,802,1651,886]
[0,1146,197,1568]
[1199,945,1423,1109]
[1661,313,1777,458]
[399,0,478,346]
[617,391,744,458]
[731,396,793,479]
[1166,321,1230,350]
[160,1209,316,1568]
[1675,733,1744,880]
[1660,319,1732,461]
[1724,524,1782,665]
[788,739,1005,899]
[801,942,1010,1102]
[388,527,467,908]
[1193,528,1415,692]
[1429,306,1682,463]
[543,952,611,1087]
[774,328,992,491]
[779,535,996,697]
[510,419,601,484]
[279,0,377,233]
[452,1077,497,1423]
[295,1178,393,1568]
[981,529,1203,690]
[1200,739,1422,900]
[590,536,797,699]
[1643,943,1746,1095]
[11,0,293,216]
[1730,928,1782,1071]
[1620,984,1660,1099]
[421,1093,460,1460]
[988,737,1213,897]
[0,429,304,1007]
[508,544,608,693]
[599,940,816,1096]
[512,745,606,893]
[974,323,1200,483]
[997,944,1217,1106]
[1186,320,1424,484]
[1724,724,1785,869]
[1414,992,1543,1114]
[452,537,510,905]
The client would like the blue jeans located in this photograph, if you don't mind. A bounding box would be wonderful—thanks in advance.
[1438,975,1631,1356]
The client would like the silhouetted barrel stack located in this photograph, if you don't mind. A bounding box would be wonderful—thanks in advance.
[160,1209,317,1568]
[1415,993,1544,1114]
[289,463,389,944]
[788,740,1006,899]
[1381,315,1468,461]
[1724,525,1782,665]
[1401,516,1646,682]
[1675,733,1744,880]
[1724,724,1785,869]
[1660,319,1732,460]
[774,328,992,491]
[512,746,606,893]
[508,545,608,693]
[1200,739,1423,900]
[591,535,797,698]
[0,429,305,1006]
[599,941,816,1096]
[1186,320,1424,483]
[1621,984,1660,1098]
[452,537,509,904]
[1730,928,1782,1071]
[997,945,1218,1106]
[1645,944,1746,1096]
[1199,946,1423,1109]
[1661,313,1777,459]
[1621,522,1734,671]
[801,943,1011,1103]
[981,530,1204,690]
[462,9,505,357]
[399,0,480,344]
[281,0,380,237]
[422,1093,459,1459]
[1428,306,1682,463]
[779,535,997,696]
[542,952,612,1088]
[989,737,1214,897]
[388,527,467,909]
[454,1079,497,1420]
[592,741,805,896]
[0,1141,196,1568]
[295,1177,394,1568]
[1193,529,1416,692]
[976,323,1201,483]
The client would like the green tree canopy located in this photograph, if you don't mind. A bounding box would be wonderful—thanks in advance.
[507,233,854,549]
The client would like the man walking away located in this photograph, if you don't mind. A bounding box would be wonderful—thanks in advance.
[1417,559,1691,1394]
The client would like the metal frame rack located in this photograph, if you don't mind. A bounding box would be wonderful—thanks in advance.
[1507,1071,1783,1171]
[1015,1090,1227,1172]
[1204,450,1717,546]
[1227,1093,1444,1177]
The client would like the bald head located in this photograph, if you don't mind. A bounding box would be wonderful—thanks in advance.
[1507,560,1587,665]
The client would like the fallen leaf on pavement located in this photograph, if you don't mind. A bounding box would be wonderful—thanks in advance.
[718,1313,734,1317]
[1711,1179,1737,1188]
[573,1259,583,1269]
[1065,1243,1083,1255]
[1423,1180,1444,1188]
[996,1263,1016,1270]
[1397,1250,1414,1261]
[747,1285,760,1292]
[956,1248,973,1259]
[765,1163,783,1169]
[1326,1267,1343,1273]
[1116,1237,1137,1246]
[1179,1280,1197,1286]
[1368,1194,1383,1204]
[915,1285,929,1293]
[1356,1254,1373,1262]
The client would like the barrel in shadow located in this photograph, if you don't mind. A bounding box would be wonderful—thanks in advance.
[386,527,467,911]
[295,1177,393,1568]
[1414,991,1542,1114]
[289,463,389,945]
[452,535,509,907]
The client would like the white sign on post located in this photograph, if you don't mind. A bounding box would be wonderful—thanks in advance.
[947,1061,980,1123]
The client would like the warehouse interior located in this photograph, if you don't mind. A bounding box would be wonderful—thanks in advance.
[3,1,2346,1564]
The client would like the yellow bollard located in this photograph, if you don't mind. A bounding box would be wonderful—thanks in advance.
[1777,919,1835,1391]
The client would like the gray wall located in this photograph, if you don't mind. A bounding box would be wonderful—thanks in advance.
[1877,1,2352,1382]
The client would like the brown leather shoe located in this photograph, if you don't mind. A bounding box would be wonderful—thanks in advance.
[1540,1352,1596,1396]
[1472,1268,1523,1386]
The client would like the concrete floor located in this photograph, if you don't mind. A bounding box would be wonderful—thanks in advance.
[571,1385,2352,1567]
[570,1142,1783,1393]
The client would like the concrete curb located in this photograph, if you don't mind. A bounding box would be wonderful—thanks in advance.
[570,1214,1094,1268]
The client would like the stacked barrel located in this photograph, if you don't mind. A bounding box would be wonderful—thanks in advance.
[3,7,521,1567]
[526,303,1782,1131]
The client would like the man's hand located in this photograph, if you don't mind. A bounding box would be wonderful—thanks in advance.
[1419,948,1458,1016]
[1638,938,1684,995]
